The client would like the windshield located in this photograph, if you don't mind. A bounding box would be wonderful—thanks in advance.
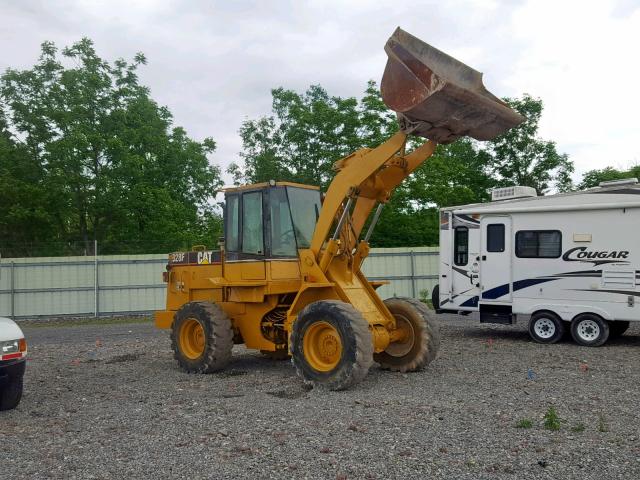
[286,187,321,249]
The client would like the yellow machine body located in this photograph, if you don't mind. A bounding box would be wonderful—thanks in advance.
[155,136,436,355]
[154,27,524,379]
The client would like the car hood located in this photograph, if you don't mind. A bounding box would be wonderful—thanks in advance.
[0,317,24,342]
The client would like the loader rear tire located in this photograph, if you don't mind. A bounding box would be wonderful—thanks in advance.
[171,302,233,373]
[374,297,440,373]
[291,300,373,391]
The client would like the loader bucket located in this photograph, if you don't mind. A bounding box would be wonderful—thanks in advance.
[381,28,524,143]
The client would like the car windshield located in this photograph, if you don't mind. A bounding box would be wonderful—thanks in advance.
[286,187,321,249]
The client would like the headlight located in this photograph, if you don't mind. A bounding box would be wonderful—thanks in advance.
[0,338,26,359]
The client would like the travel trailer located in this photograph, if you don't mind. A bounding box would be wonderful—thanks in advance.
[433,179,640,346]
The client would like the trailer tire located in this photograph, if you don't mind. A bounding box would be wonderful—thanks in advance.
[431,284,440,311]
[562,321,572,340]
[171,302,234,373]
[374,297,440,373]
[528,311,564,344]
[608,321,630,338]
[571,313,609,347]
[291,300,373,391]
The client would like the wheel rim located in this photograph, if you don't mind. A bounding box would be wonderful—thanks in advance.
[576,319,600,342]
[179,318,206,359]
[303,321,343,372]
[534,317,556,339]
[386,314,416,357]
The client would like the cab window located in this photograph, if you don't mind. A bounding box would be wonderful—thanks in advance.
[225,194,239,251]
[242,191,264,255]
[286,187,321,248]
[269,188,297,256]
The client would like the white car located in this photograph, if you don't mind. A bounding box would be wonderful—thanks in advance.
[0,317,27,410]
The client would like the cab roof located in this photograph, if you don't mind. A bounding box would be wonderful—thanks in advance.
[223,181,320,193]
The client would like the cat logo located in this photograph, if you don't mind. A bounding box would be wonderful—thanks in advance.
[197,251,213,264]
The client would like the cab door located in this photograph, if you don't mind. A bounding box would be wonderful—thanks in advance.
[224,190,266,280]
[480,216,512,302]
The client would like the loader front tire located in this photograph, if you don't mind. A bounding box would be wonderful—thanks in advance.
[291,300,373,391]
[374,297,440,373]
[171,302,233,373]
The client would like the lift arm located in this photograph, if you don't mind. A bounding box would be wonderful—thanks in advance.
[309,132,436,269]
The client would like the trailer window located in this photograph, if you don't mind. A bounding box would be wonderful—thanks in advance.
[487,224,505,252]
[225,194,239,251]
[242,191,264,255]
[454,227,469,265]
[516,230,561,258]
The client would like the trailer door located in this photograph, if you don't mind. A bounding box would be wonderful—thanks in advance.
[480,216,512,302]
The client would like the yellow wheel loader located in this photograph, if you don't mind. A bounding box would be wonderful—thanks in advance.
[155,28,523,390]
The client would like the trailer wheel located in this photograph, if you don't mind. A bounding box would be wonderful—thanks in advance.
[374,297,440,372]
[528,311,564,344]
[609,321,630,338]
[571,313,609,347]
[171,302,234,373]
[291,300,373,391]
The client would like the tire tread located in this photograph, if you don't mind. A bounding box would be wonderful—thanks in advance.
[170,301,234,373]
[375,297,440,373]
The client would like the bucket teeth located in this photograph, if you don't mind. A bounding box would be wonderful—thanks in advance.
[381,28,524,143]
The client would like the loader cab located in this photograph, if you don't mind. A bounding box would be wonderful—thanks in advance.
[223,182,322,261]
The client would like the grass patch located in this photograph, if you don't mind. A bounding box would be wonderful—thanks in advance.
[543,406,561,431]
[597,414,608,433]
[515,418,533,429]
[19,316,152,329]
[418,289,434,309]
[571,423,586,433]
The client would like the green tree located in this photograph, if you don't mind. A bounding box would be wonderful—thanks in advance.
[578,165,640,189]
[1,38,222,256]
[231,81,397,189]
[236,83,571,247]
[0,110,62,253]
[488,95,574,194]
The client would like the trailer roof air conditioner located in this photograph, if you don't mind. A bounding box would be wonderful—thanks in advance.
[491,186,537,201]
[598,177,638,188]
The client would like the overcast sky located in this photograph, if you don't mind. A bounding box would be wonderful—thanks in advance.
[2,0,639,185]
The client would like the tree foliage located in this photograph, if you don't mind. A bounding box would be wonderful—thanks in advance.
[488,95,574,194]
[0,39,222,256]
[578,165,640,189]
[230,81,396,189]
[235,83,574,247]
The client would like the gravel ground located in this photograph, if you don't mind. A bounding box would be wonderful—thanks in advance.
[3,315,640,479]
